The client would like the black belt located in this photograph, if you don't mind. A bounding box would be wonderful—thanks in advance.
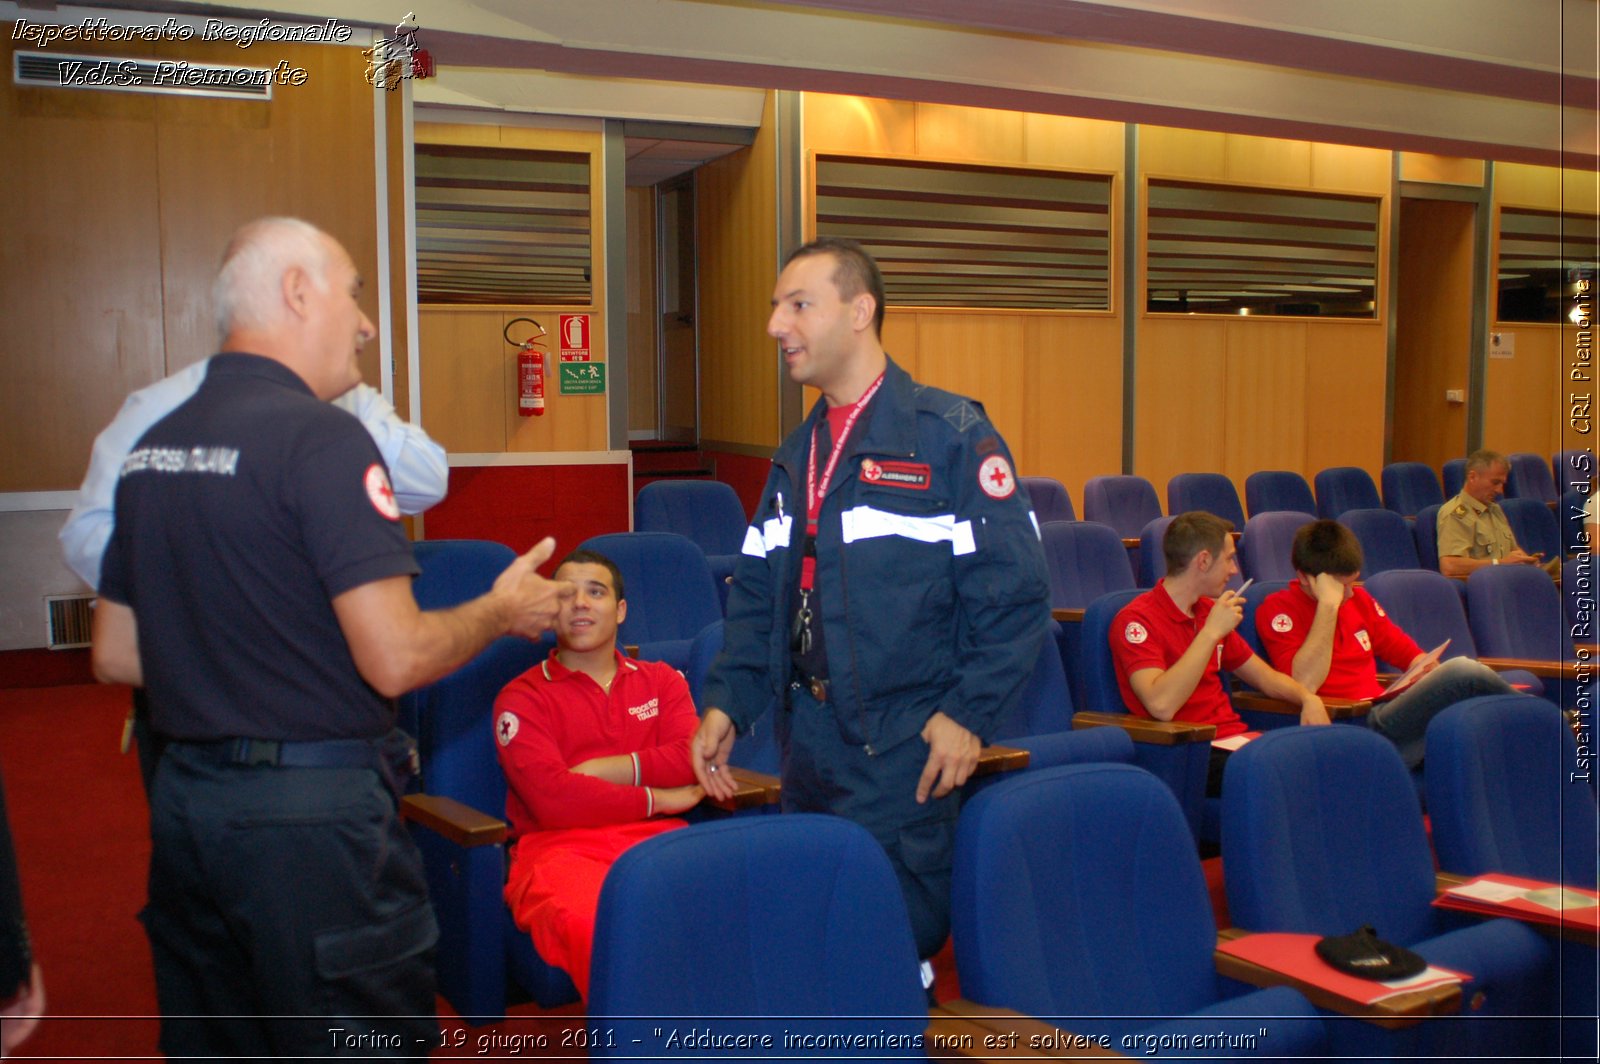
[174,729,419,802]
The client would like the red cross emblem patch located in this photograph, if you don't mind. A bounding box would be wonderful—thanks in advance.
[365,464,401,521]
[978,455,1015,499]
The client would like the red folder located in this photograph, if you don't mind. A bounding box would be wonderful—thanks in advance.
[1434,874,1600,932]
[1216,933,1466,1006]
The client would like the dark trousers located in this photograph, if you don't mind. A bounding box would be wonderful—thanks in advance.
[778,684,959,959]
[143,743,438,1061]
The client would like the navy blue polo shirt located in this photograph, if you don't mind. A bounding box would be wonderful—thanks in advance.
[99,354,420,741]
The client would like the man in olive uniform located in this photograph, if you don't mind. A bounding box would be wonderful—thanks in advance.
[1437,449,1560,580]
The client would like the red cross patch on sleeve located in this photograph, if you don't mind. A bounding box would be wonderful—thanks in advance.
[978,455,1015,499]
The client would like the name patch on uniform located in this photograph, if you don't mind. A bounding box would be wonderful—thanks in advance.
[121,445,240,478]
[365,464,401,521]
[1356,630,1372,652]
[627,697,659,721]
[859,458,931,490]
[495,711,519,746]
[978,455,1015,499]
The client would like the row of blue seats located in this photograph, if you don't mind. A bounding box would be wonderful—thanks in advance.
[1043,503,1583,594]
[401,538,1592,1047]
[1025,455,1589,536]
[578,708,1588,1060]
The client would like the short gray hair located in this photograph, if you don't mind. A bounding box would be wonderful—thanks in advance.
[212,217,333,337]
[1465,448,1507,473]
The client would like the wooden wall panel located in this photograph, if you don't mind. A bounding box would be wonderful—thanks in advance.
[1223,322,1308,483]
[914,104,1024,162]
[1023,315,1122,503]
[626,186,659,435]
[1496,163,1562,208]
[1224,134,1312,187]
[1135,319,1227,493]
[0,99,165,491]
[1312,144,1392,193]
[802,93,916,156]
[418,309,505,453]
[154,45,380,382]
[1483,325,1563,459]
[0,32,380,492]
[1399,154,1484,186]
[698,92,780,449]
[1304,325,1387,477]
[1021,113,1124,171]
[1138,125,1227,179]
[913,314,1027,447]
[880,311,921,380]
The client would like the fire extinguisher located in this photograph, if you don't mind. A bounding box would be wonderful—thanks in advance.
[507,318,548,417]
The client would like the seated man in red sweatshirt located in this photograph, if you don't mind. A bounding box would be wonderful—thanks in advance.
[1256,519,1515,769]
[493,549,703,997]
[1111,512,1327,796]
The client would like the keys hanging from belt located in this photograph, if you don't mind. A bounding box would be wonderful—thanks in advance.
[791,588,814,655]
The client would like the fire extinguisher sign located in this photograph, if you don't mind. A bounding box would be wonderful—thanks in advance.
[559,314,591,362]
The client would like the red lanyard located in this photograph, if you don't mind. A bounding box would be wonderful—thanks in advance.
[800,373,884,591]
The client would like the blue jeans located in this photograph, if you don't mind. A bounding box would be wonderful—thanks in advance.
[143,742,438,1061]
[1367,657,1516,768]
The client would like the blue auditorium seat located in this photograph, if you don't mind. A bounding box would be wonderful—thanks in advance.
[1237,511,1312,583]
[578,532,722,671]
[952,764,1325,1058]
[1381,461,1444,518]
[634,480,747,609]
[1506,451,1558,503]
[1223,726,1559,1059]
[1339,508,1421,577]
[588,815,926,1057]
[1020,475,1075,523]
[1313,465,1381,519]
[1167,472,1245,528]
[1244,469,1316,518]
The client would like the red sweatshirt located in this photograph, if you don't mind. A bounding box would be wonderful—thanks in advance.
[494,649,699,836]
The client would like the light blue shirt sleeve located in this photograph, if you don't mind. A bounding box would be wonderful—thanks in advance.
[59,360,210,589]
[61,365,449,590]
[331,384,449,517]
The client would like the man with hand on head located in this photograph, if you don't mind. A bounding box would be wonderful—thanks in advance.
[494,549,702,999]
[1111,512,1328,797]
[691,238,1050,988]
[91,216,572,1060]
[1256,519,1515,768]
[1438,448,1561,579]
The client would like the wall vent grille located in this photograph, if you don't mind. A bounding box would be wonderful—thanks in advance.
[45,596,94,650]
[14,51,273,101]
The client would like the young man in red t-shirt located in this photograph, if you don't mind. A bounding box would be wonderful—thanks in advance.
[1111,511,1327,795]
[494,549,703,998]
[1256,519,1514,769]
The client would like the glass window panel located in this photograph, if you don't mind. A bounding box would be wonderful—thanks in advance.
[815,156,1112,311]
[1145,179,1379,318]
[414,145,591,305]
[1496,207,1600,323]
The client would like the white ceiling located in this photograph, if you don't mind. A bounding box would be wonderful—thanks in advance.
[16,0,1600,168]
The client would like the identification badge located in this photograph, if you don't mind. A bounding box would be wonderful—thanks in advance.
[859,458,931,490]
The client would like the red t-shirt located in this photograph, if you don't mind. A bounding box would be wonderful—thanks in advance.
[1256,584,1422,700]
[494,649,699,837]
[1110,580,1252,739]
